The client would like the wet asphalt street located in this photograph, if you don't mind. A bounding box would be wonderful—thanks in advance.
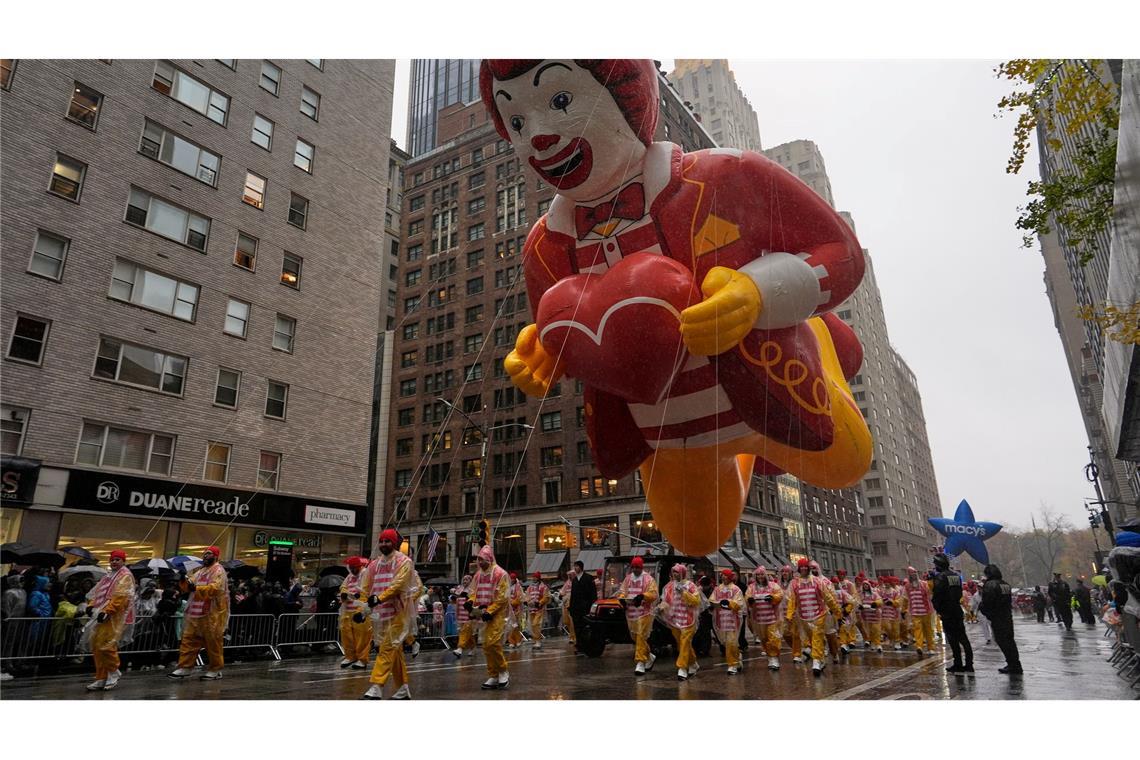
[3,615,1133,700]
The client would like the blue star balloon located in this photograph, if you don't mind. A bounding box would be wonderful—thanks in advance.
[928,499,1003,565]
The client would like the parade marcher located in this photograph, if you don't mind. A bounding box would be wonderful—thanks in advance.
[778,564,796,652]
[1047,573,1073,631]
[470,545,511,689]
[80,549,136,691]
[507,572,525,648]
[1032,586,1048,623]
[856,578,883,654]
[169,546,229,680]
[358,529,418,700]
[786,558,840,676]
[337,556,371,669]
[568,560,596,655]
[979,564,1022,675]
[880,577,903,650]
[658,563,701,680]
[1074,578,1095,625]
[712,569,745,674]
[451,574,476,658]
[746,566,784,670]
[832,576,858,655]
[902,566,935,657]
[836,569,860,648]
[527,572,551,650]
[931,553,972,673]
[962,580,978,623]
[617,556,659,674]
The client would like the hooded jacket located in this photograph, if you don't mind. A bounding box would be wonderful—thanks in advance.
[27,576,52,618]
[979,565,1013,624]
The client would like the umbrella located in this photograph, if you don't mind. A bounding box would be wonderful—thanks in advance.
[167,555,201,572]
[60,546,94,562]
[0,544,65,568]
[73,557,100,567]
[130,558,174,574]
[316,574,345,589]
[318,565,348,578]
[221,560,261,580]
[59,564,109,582]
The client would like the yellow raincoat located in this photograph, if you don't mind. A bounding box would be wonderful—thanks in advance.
[177,562,229,672]
[82,566,137,680]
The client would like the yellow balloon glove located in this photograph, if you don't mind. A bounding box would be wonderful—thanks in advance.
[679,267,762,356]
[504,324,564,398]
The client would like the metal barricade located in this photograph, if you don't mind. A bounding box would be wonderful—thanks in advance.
[1,616,86,661]
[415,609,449,650]
[272,612,340,656]
[219,613,279,661]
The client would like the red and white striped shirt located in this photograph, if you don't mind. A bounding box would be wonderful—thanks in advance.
[621,572,654,621]
[906,580,933,616]
[712,584,743,632]
[747,580,781,625]
[790,576,828,622]
[368,553,411,623]
[880,587,900,620]
[858,590,882,623]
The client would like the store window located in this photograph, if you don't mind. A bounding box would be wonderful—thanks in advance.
[59,512,168,564]
[537,521,576,552]
[739,523,756,551]
[178,522,236,561]
[629,516,663,545]
[579,516,618,551]
[492,526,526,577]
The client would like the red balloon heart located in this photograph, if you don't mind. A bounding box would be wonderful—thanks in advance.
[536,253,699,404]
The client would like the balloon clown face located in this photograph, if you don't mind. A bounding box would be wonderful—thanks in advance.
[480,59,872,558]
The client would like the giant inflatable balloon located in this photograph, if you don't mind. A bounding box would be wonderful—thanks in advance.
[928,500,1003,565]
[481,60,873,555]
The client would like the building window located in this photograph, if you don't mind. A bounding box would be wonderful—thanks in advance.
[49,154,86,201]
[281,252,302,288]
[139,120,220,186]
[273,314,296,353]
[94,337,187,396]
[224,298,250,338]
[214,368,241,408]
[543,477,562,505]
[409,195,425,212]
[300,86,320,120]
[466,305,484,324]
[260,61,281,95]
[294,139,315,173]
[397,408,414,426]
[265,380,289,419]
[218,59,236,69]
[251,113,274,150]
[468,196,486,214]
[109,258,199,321]
[243,172,266,209]
[400,350,417,368]
[126,187,210,251]
[581,516,619,549]
[77,422,175,475]
[1,405,30,455]
[462,459,482,479]
[466,277,484,296]
[288,193,308,229]
[7,315,51,365]
[28,230,69,281]
[306,59,323,70]
[395,438,413,457]
[204,442,231,482]
[467,223,485,241]
[233,232,258,271]
[1,59,15,90]
[469,171,485,188]
[67,82,103,129]
[257,451,281,490]
[399,378,417,397]
[539,411,562,432]
[394,469,412,488]
[152,61,229,125]
[464,333,482,353]
[541,446,563,468]
[405,269,422,287]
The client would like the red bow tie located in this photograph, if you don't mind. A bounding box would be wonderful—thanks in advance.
[574,182,646,240]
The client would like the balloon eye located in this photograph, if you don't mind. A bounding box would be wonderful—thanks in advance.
[550,91,572,111]
[509,115,524,133]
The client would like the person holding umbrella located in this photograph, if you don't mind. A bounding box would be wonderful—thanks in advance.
[338,556,370,669]
[169,546,229,681]
[357,529,418,700]
[81,549,136,691]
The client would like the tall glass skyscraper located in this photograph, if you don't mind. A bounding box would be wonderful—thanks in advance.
[406,59,481,156]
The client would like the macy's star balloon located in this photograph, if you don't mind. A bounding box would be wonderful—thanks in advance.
[928,500,1003,565]
[480,60,873,555]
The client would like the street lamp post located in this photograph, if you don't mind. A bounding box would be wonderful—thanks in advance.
[1085,447,1120,547]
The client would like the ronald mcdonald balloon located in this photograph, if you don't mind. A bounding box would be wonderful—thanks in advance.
[480,59,872,555]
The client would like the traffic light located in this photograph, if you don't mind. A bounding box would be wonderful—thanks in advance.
[1089,513,1101,528]
[477,520,489,546]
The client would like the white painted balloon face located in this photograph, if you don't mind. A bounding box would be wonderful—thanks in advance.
[492,60,647,203]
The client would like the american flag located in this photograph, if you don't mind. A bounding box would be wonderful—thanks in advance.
[425,529,441,562]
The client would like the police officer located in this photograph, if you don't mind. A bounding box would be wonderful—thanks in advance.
[979,564,1022,674]
[1047,573,1073,630]
[931,553,973,674]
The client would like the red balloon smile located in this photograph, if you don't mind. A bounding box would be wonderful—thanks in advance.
[529,137,593,190]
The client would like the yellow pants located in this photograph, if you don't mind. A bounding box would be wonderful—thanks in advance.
[792,616,827,661]
[855,618,868,642]
[862,620,882,648]
[720,628,741,668]
[507,614,523,646]
[339,614,372,662]
[671,626,696,670]
[751,621,782,657]
[178,626,224,671]
[882,618,899,644]
[529,611,546,642]
[627,615,653,664]
[562,607,575,644]
[90,624,120,679]
[912,613,934,652]
[370,638,408,687]
[934,614,943,637]
[482,614,509,676]
[839,619,858,647]
[457,621,475,651]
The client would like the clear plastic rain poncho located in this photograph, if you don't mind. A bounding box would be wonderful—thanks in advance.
[79,565,137,652]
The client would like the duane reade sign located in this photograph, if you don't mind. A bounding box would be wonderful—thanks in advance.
[305,504,356,528]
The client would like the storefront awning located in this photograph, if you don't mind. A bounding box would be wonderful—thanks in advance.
[740,549,762,570]
[706,551,735,569]
[631,543,669,556]
[721,546,750,568]
[527,551,567,575]
[575,548,612,572]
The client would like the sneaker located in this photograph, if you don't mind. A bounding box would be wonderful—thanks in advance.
[768,656,780,671]
[646,653,657,671]
[200,670,222,680]
[635,662,646,675]
[840,644,850,654]
[792,655,805,664]
[677,668,688,681]
[104,670,121,690]
[481,677,499,690]
[85,679,106,691]
[689,662,700,675]
[410,641,421,659]
[168,668,193,678]
[452,647,463,659]
[727,666,739,675]
[832,655,840,664]
[0,672,13,682]
[893,643,902,650]
[875,647,883,653]
[497,671,510,688]
[801,647,812,657]
[351,661,368,670]
[467,650,475,658]
[812,659,823,677]
[534,641,543,650]
[915,648,924,657]
[340,658,353,668]
[363,684,383,700]
[391,684,411,700]
[998,665,1024,675]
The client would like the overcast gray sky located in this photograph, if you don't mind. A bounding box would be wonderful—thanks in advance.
[390,59,1100,530]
